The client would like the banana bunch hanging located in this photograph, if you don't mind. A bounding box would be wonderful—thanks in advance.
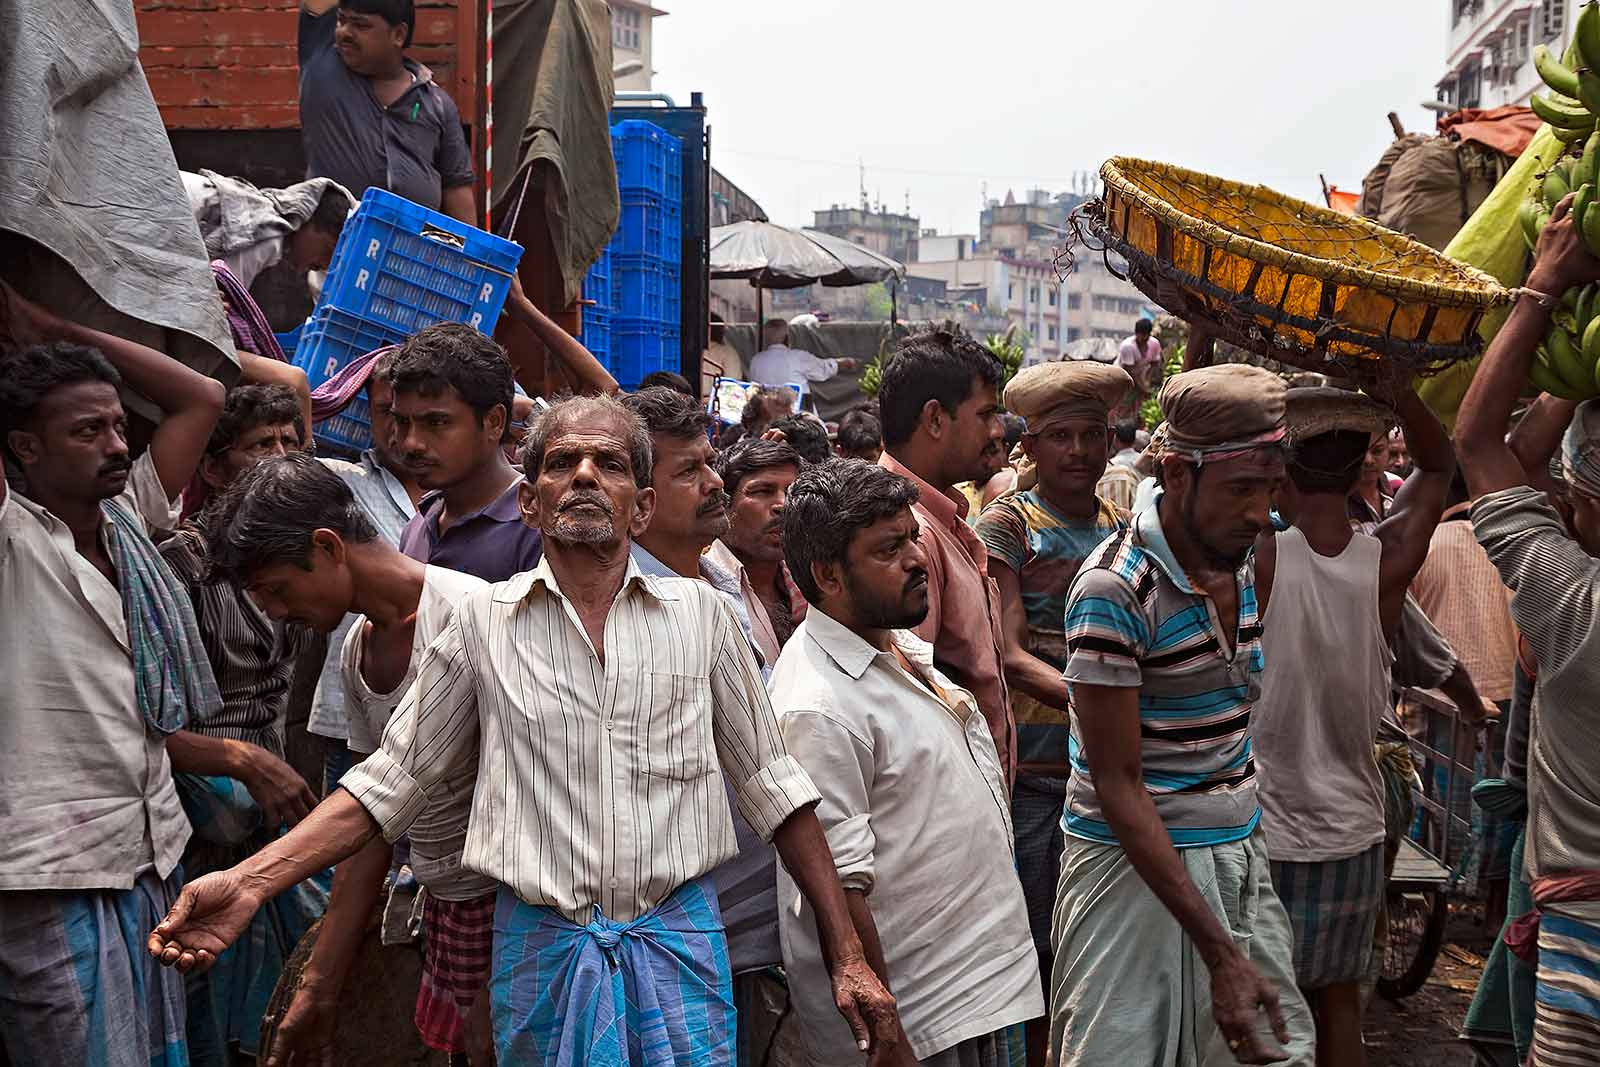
[1525,2,1600,398]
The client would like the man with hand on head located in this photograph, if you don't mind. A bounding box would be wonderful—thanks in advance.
[876,326,1014,777]
[149,395,903,1066]
[1052,364,1314,1066]
[973,359,1131,1067]
[772,458,1043,1065]
[1252,384,1457,1067]
[0,289,225,1067]
[1455,194,1600,1063]
[202,452,491,1065]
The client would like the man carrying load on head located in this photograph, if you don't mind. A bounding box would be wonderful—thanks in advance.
[1455,196,1600,1066]
[1051,364,1315,1066]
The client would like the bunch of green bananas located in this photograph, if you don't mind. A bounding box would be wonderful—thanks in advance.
[1522,2,1600,397]
[1531,3,1600,141]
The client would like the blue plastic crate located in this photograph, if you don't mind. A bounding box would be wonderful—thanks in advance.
[584,248,612,313]
[582,306,611,362]
[274,321,305,360]
[612,120,682,200]
[613,319,680,389]
[611,256,679,322]
[616,194,680,264]
[320,188,523,337]
[292,305,409,453]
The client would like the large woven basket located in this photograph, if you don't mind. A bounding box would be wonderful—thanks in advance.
[1078,157,1511,376]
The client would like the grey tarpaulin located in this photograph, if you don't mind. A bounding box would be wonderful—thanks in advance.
[489,0,617,308]
[0,0,236,402]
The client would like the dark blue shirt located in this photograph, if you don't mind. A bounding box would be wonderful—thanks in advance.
[398,477,542,582]
[298,9,474,211]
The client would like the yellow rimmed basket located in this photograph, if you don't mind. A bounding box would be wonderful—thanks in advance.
[1074,157,1512,377]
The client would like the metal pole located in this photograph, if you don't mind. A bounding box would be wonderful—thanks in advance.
[890,278,898,331]
[756,283,764,370]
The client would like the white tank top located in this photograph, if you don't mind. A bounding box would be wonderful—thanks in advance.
[1254,527,1393,861]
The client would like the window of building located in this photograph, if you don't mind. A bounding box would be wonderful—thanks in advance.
[1029,284,1040,304]
[1545,0,1567,39]
[612,8,642,51]
[1066,327,1083,342]
[1067,292,1081,309]
[1008,282,1015,301]
[1047,324,1058,341]
[1047,287,1058,307]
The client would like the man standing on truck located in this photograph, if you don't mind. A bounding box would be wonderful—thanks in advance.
[299,0,477,224]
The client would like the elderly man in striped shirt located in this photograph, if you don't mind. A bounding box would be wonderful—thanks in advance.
[148,393,902,1066]
[1050,365,1314,1066]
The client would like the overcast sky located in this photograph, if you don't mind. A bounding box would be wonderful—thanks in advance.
[652,1,1448,236]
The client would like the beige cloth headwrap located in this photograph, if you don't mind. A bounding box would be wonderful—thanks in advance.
[1158,364,1287,464]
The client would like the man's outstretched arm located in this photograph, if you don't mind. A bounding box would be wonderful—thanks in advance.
[148,788,381,973]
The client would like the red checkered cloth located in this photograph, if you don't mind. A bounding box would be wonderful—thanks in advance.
[414,890,497,1053]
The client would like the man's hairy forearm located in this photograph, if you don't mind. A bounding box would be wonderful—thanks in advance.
[237,789,381,901]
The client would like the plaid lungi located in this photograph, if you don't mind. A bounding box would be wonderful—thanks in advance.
[490,876,733,1067]
[1530,911,1600,1067]
[415,889,497,1053]
[0,868,189,1067]
[1011,775,1067,988]
[1269,842,1385,989]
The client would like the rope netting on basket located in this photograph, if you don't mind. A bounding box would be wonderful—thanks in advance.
[1056,157,1510,379]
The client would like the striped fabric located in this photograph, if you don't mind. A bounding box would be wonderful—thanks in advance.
[416,890,498,1053]
[489,877,733,1067]
[0,869,189,1067]
[1061,494,1265,847]
[340,555,821,925]
[1531,911,1600,1066]
[1269,842,1385,989]
[974,490,1127,774]
[159,520,315,758]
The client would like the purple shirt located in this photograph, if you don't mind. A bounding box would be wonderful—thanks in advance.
[398,477,542,581]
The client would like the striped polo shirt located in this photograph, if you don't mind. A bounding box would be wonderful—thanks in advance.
[1061,491,1264,848]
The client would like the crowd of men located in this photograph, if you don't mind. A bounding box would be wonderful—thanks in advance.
[5,0,1600,1064]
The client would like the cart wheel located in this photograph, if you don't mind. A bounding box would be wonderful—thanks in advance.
[1377,887,1447,1000]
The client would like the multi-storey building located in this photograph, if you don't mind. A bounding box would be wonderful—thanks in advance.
[811,204,921,264]
[1437,0,1575,110]
[611,1,665,91]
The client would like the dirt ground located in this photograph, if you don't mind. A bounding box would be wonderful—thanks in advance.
[1367,903,1499,1067]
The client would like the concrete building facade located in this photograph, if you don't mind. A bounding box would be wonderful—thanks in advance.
[1436,0,1575,110]
[811,205,921,264]
[611,1,666,91]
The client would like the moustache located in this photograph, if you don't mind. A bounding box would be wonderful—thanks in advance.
[558,490,613,515]
[698,490,730,517]
[904,569,928,593]
[98,461,132,479]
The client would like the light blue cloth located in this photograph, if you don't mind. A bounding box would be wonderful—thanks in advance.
[489,877,734,1067]
[104,497,221,735]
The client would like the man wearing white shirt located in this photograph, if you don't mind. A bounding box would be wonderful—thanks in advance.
[771,458,1043,1066]
[750,319,857,388]
[0,295,225,1067]
[149,394,903,1065]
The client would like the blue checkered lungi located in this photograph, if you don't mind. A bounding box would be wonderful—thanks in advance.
[490,876,734,1066]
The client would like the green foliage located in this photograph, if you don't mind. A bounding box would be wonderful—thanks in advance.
[983,326,1027,391]
[1138,343,1187,428]
[863,282,893,322]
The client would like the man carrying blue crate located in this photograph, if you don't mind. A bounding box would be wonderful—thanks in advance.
[299,0,477,225]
